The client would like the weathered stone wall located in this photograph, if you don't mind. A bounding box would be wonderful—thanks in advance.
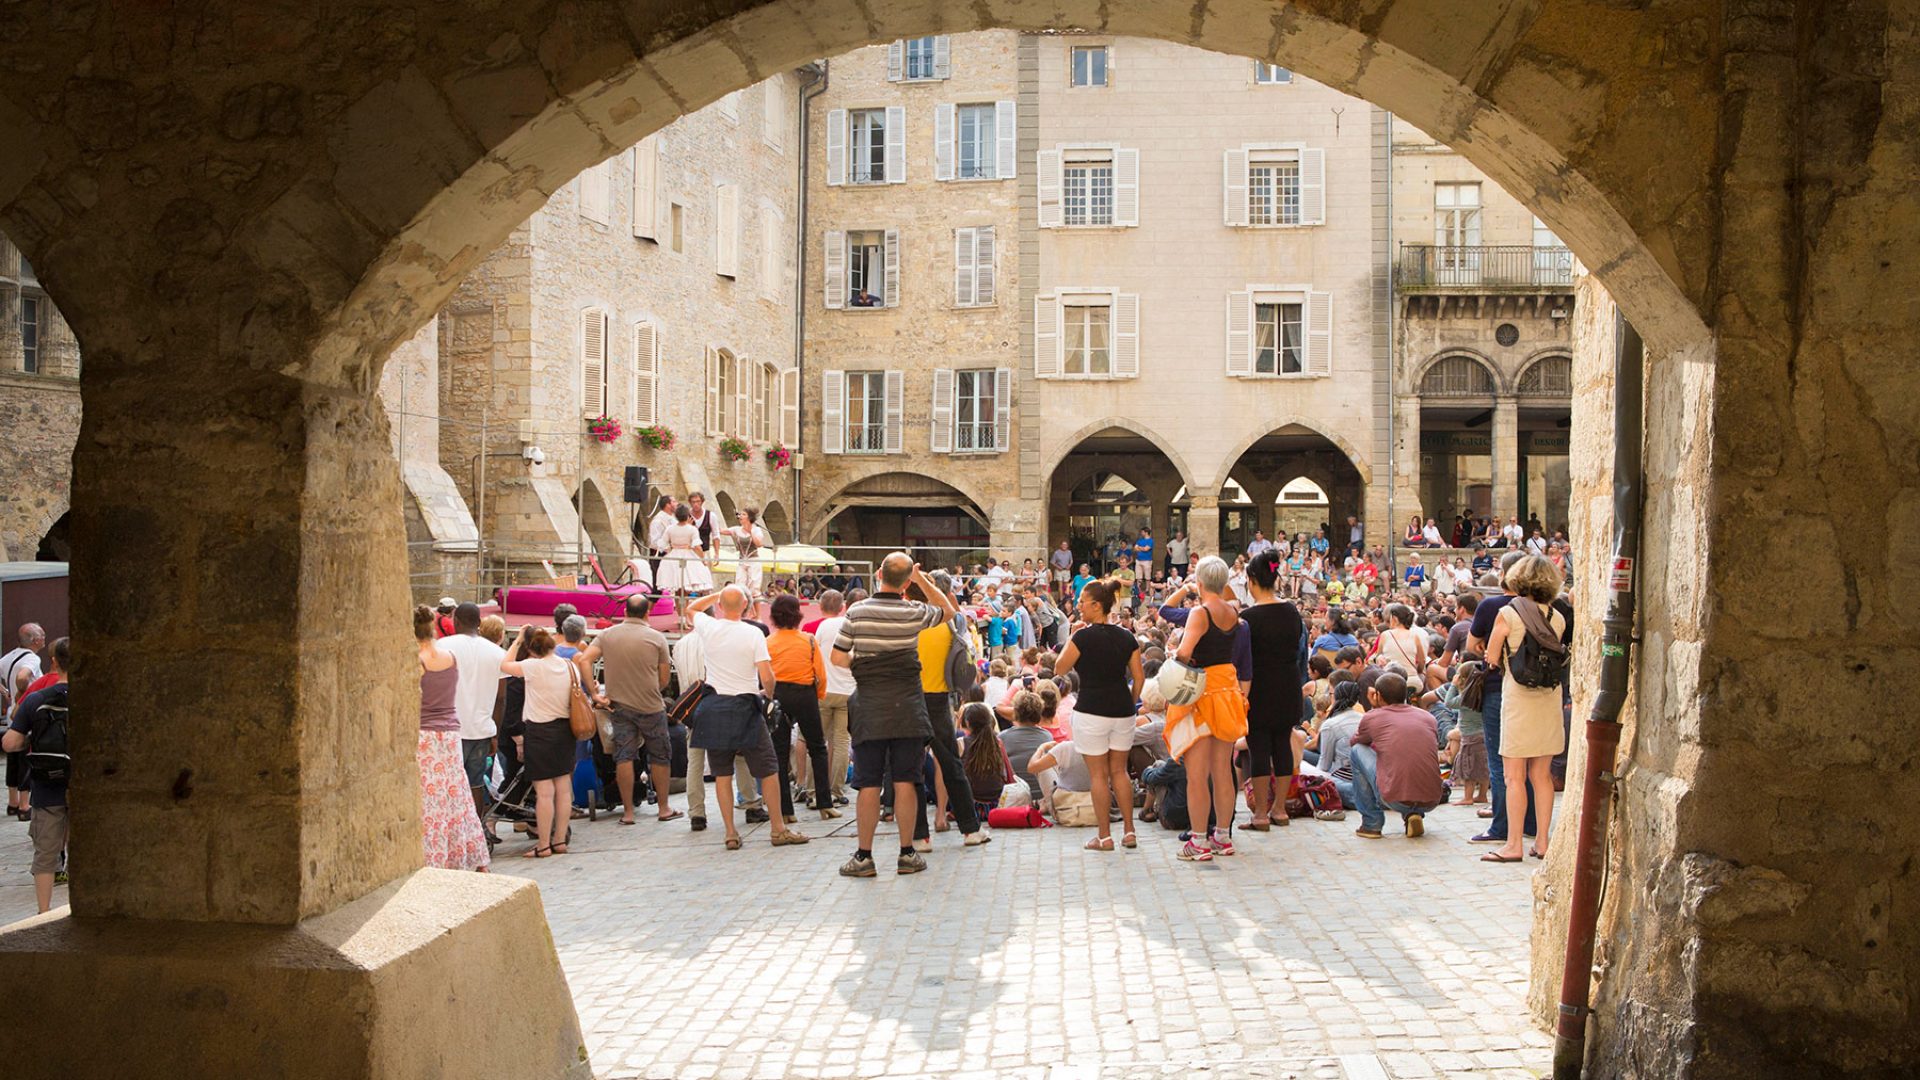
[0,370,78,561]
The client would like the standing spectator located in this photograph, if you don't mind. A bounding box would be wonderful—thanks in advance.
[4,647,68,911]
[412,606,490,872]
[1348,672,1445,839]
[1133,527,1155,571]
[1239,551,1304,831]
[767,594,837,823]
[2,621,45,820]
[433,598,458,638]
[583,594,678,825]
[910,571,989,850]
[1049,540,1074,591]
[499,626,581,858]
[1347,515,1365,558]
[1165,556,1249,862]
[1166,531,1189,577]
[830,555,957,878]
[812,590,856,806]
[1481,555,1570,863]
[1053,579,1144,851]
[433,602,507,831]
[1468,550,1531,844]
[684,587,811,851]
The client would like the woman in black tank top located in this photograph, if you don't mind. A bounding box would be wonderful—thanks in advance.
[1167,556,1250,862]
[1241,550,1305,830]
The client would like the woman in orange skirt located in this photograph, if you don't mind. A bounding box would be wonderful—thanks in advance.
[1164,556,1248,862]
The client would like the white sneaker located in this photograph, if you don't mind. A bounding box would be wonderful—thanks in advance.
[963,831,991,846]
[913,838,933,853]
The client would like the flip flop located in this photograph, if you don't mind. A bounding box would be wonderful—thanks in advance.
[657,809,685,822]
[1479,852,1524,863]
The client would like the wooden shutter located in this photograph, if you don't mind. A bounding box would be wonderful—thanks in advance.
[1113,148,1141,226]
[996,101,1017,179]
[821,370,844,454]
[581,309,606,417]
[780,366,799,446]
[953,227,976,306]
[631,139,657,238]
[734,353,750,438]
[884,106,906,184]
[825,109,846,185]
[1223,148,1249,227]
[930,367,954,452]
[1306,289,1333,374]
[886,40,904,81]
[882,369,904,453]
[763,79,784,151]
[933,35,951,79]
[934,103,955,181]
[1113,293,1140,378]
[882,229,901,307]
[975,226,995,305]
[632,321,658,424]
[823,230,846,308]
[1300,147,1326,225]
[1226,292,1253,375]
[715,184,740,278]
[993,367,1012,451]
[704,347,721,434]
[760,207,781,300]
[1034,295,1061,377]
[1037,149,1063,227]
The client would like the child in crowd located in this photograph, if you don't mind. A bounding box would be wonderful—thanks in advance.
[1441,660,1489,806]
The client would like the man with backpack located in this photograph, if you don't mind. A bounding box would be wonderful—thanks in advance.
[5,644,69,912]
[909,571,990,852]
[3,621,46,821]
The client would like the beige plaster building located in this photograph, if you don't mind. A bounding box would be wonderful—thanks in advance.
[0,234,78,562]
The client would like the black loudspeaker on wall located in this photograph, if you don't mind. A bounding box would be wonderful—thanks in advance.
[623,465,650,504]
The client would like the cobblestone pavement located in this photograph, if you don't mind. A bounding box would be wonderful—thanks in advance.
[0,798,1550,1079]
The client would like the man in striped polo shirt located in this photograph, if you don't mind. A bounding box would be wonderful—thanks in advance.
[831,553,956,878]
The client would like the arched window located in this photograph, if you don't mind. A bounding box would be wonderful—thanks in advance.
[1518,355,1573,397]
[1419,355,1496,397]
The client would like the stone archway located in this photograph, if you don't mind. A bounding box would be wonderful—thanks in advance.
[574,477,628,561]
[2,5,1914,1080]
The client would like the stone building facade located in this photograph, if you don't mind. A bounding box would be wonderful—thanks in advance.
[0,234,78,562]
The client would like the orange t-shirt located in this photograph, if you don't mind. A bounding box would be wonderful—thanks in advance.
[767,628,828,698]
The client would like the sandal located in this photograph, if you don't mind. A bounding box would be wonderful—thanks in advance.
[522,846,552,859]
[1530,848,1548,860]
[771,831,811,846]
[724,836,743,851]
[1479,851,1524,863]
[818,807,843,820]
[657,809,684,822]
[1245,815,1271,832]
[1121,831,1137,849]
[1084,836,1115,852]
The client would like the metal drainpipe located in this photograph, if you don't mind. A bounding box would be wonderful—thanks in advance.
[793,61,828,543]
[1383,110,1395,573]
[1552,308,1643,1079]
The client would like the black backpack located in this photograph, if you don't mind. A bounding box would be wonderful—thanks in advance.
[1506,601,1569,690]
[26,693,70,786]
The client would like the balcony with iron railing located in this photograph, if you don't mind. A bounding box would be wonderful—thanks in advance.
[1395,243,1575,291]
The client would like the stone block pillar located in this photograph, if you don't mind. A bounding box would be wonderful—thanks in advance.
[1186,493,1221,560]
[1394,395,1425,527]
[1492,395,1519,521]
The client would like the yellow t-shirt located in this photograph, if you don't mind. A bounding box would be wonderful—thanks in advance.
[917,623,953,694]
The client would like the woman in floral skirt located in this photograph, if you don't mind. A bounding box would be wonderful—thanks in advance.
[415,605,491,871]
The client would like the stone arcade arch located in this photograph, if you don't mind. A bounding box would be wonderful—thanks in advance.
[1,5,1914,1079]
[1212,422,1369,551]
[1044,423,1196,572]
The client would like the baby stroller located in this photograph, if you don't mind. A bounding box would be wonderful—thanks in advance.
[483,760,540,846]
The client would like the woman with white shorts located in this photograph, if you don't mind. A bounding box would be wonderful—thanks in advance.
[1053,578,1145,851]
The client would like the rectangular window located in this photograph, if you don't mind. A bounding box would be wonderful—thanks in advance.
[846,371,886,453]
[904,36,938,80]
[20,296,38,374]
[1253,301,1304,374]
[957,103,996,179]
[954,369,997,451]
[1255,62,1292,84]
[1071,45,1108,87]
[1248,153,1301,226]
[1435,182,1483,280]
[850,109,888,184]
[847,230,885,307]
[1063,151,1114,226]
[1063,300,1112,375]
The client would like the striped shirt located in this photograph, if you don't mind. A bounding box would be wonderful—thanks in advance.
[833,594,945,659]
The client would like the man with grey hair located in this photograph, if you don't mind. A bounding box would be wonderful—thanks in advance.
[686,586,810,849]
[809,589,855,807]
[3,622,46,820]
[832,555,956,877]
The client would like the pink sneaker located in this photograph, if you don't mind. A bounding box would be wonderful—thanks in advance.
[1207,830,1236,857]
[1178,840,1214,862]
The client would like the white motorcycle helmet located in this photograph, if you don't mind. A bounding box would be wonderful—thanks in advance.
[1156,657,1203,706]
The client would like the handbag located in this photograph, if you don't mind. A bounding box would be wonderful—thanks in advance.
[985,805,1050,829]
[997,780,1032,808]
[566,660,597,740]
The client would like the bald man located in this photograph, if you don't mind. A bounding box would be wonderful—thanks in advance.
[3,622,46,819]
[685,587,810,850]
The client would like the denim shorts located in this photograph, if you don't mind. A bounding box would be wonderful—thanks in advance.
[460,738,492,787]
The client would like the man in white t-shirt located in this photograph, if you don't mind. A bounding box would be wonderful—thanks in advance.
[810,590,857,805]
[3,622,46,819]
[432,604,508,826]
[686,586,809,848]
[1502,518,1525,547]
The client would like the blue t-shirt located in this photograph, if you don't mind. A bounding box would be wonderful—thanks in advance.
[1406,566,1426,587]
[1070,574,1092,600]
[988,615,1009,648]
[1134,538,1154,564]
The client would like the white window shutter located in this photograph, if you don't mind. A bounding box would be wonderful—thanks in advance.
[734,353,750,438]
[760,208,781,300]
[975,226,996,305]
[1037,149,1063,228]
[1300,147,1326,225]
[1034,295,1061,377]
[763,79,784,151]
[992,367,1012,451]
[1113,148,1141,227]
[704,348,721,435]
[1226,292,1253,376]
[715,185,739,278]
[883,369,904,453]
[883,229,901,308]
[780,366,799,446]
[887,41,904,81]
[1307,290,1333,374]
[821,370,844,454]
[953,227,976,306]
[826,109,846,186]
[934,103,956,181]
[933,35,951,79]
[581,310,607,417]
[1223,148,1249,227]
[631,139,657,239]
[632,322,658,424]
[824,230,846,309]
[1113,293,1140,378]
[996,102,1017,179]
[930,368,954,452]
[885,106,906,184]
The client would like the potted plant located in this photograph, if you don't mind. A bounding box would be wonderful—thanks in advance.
[718,436,751,462]
[586,415,623,443]
[634,424,676,451]
[765,444,791,470]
